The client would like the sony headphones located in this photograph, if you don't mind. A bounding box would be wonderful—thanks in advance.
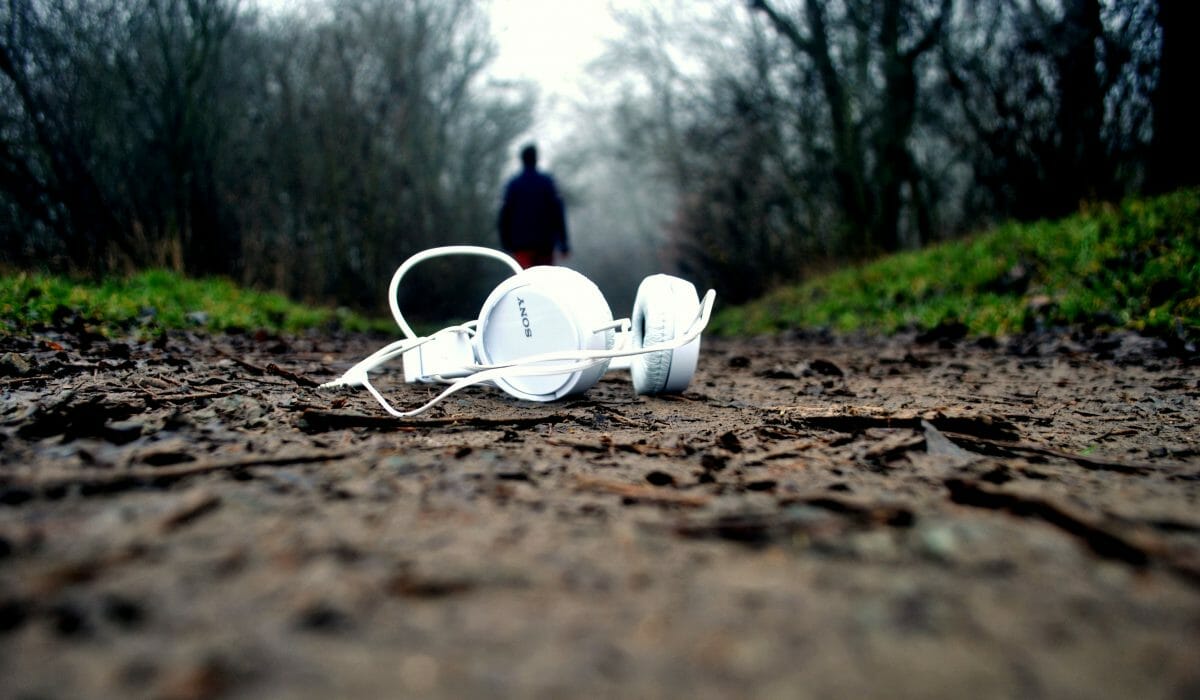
[320,246,717,417]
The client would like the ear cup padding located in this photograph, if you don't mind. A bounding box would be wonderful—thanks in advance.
[631,274,701,395]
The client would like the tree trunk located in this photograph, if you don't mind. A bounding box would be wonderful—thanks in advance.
[1148,0,1200,193]
[1054,0,1111,205]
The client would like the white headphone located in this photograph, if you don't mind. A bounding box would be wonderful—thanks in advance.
[320,246,717,417]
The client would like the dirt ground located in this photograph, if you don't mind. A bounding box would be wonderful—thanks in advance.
[1,322,1199,699]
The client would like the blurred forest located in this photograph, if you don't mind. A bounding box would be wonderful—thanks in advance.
[2,0,1196,316]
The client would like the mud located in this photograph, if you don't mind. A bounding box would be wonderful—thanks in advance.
[1,325,1199,699]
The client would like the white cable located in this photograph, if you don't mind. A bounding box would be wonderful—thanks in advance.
[359,357,610,418]
[387,246,522,340]
[460,289,715,372]
[321,245,717,418]
[322,246,517,389]
[318,323,475,388]
[348,289,715,418]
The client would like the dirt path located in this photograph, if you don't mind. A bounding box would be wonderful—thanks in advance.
[2,327,1199,699]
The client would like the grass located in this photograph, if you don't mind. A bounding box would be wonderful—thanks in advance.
[711,188,1200,340]
[0,269,388,336]
[3,189,1196,341]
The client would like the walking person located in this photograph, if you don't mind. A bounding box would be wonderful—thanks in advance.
[497,144,569,268]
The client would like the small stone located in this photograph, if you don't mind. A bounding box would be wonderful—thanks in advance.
[0,597,30,633]
[645,471,675,487]
[332,477,394,500]
[400,654,440,693]
[0,352,33,377]
[155,656,230,700]
[103,595,146,629]
[49,601,91,638]
[382,455,421,475]
[104,419,145,445]
[295,602,351,632]
[850,530,900,560]
[718,430,743,452]
[808,358,844,377]
[919,524,961,561]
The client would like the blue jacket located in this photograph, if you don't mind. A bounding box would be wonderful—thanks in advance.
[498,167,568,253]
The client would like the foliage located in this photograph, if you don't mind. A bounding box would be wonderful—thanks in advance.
[4,190,1194,341]
[711,189,1200,340]
[0,0,531,313]
[0,269,388,336]
[596,0,1165,304]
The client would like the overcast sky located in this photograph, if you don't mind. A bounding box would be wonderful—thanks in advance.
[486,0,629,162]
[253,0,631,164]
[486,0,621,96]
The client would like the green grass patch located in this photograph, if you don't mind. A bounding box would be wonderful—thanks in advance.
[712,188,1200,340]
[5,188,1197,341]
[0,269,389,336]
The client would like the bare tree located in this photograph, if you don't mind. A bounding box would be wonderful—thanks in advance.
[939,0,1158,220]
[0,0,532,317]
[1148,0,1200,193]
[0,0,131,271]
[233,0,532,311]
[0,0,242,272]
[592,1,955,300]
[120,0,239,272]
[1,0,1174,316]
[583,0,1165,303]
[748,0,951,253]
[586,3,821,302]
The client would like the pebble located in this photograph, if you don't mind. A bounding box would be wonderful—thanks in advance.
[0,352,33,376]
[919,524,962,561]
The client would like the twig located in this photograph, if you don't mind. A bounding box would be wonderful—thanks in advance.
[654,393,703,403]
[2,450,354,498]
[546,437,613,453]
[142,390,237,404]
[0,375,53,387]
[945,478,1200,586]
[1096,427,1138,441]
[213,346,268,375]
[767,408,1021,441]
[155,489,222,533]
[940,432,1187,475]
[574,474,712,507]
[213,347,317,386]
[777,493,914,526]
[265,362,320,388]
[596,410,640,427]
[299,408,571,432]
[666,494,913,544]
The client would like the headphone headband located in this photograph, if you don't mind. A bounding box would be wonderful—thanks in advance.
[387,246,523,340]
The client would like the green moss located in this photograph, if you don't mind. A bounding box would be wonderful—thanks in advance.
[713,189,1200,340]
[0,269,391,336]
[5,189,1197,341]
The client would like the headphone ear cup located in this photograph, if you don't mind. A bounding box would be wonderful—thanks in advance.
[476,266,614,401]
[630,274,701,395]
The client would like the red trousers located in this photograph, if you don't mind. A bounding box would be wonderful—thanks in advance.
[511,249,555,268]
